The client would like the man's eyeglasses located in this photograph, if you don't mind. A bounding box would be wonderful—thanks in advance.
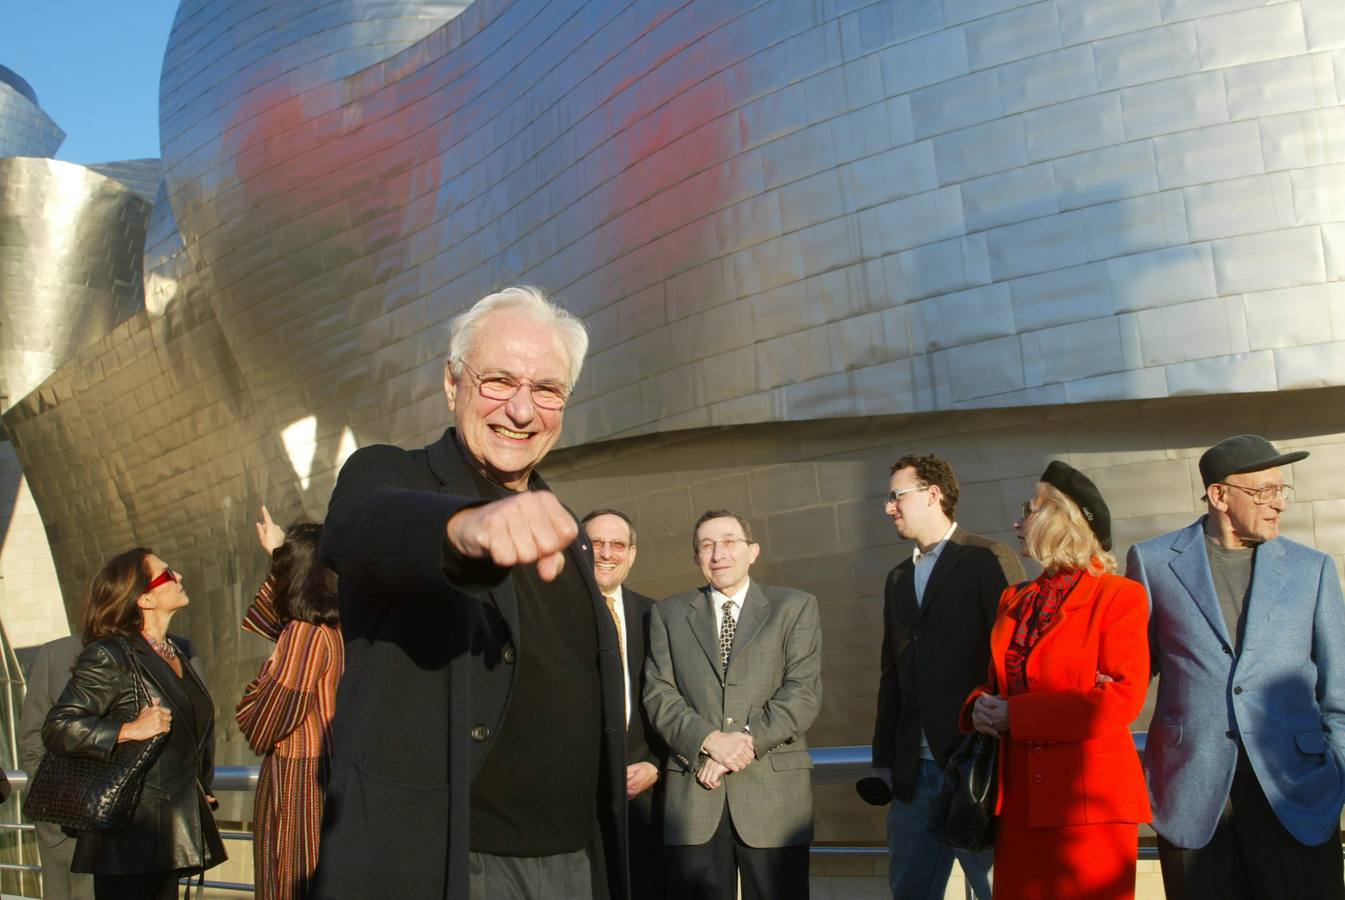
[1214,482,1294,505]
[145,567,178,591]
[697,537,751,556]
[591,539,632,553]
[884,486,929,506]
[459,360,571,410]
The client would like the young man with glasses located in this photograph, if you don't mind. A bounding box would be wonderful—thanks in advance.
[1127,434,1345,900]
[312,286,628,900]
[644,509,822,900]
[870,454,1024,900]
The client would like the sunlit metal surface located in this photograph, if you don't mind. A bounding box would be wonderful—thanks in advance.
[2,0,1344,844]
[0,158,153,411]
[0,66,64,159]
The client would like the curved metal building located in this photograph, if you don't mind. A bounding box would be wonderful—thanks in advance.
[0,65,64,159]
[4,0,1345,851]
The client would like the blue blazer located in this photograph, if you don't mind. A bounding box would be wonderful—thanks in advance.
[1126,518,1345,847]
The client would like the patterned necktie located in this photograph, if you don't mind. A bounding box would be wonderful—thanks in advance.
[605,594,625,661]
[719,599,736,673]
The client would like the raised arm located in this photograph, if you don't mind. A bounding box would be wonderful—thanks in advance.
[237,620,338,754]
[320,445,489,597]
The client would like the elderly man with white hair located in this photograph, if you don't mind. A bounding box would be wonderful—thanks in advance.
[312,286,628,900]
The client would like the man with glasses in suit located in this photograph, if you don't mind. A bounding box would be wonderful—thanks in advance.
[581,508,666,899]
[1128,434,1345,900]
[645,509,822,900]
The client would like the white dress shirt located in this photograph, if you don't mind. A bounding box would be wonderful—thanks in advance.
[711,580,750,636]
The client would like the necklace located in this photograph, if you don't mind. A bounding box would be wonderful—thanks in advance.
[141,630,179,664]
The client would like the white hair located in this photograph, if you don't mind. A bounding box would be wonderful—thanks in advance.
[446,285,589,385]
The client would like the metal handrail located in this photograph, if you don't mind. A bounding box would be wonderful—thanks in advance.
[0,733,1159,894]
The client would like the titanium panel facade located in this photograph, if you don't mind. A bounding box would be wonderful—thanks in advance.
[0,158,153,411]
[0,66,64,159]
[4,0,1345,850]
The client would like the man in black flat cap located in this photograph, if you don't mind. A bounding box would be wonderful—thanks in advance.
[1127,434,1345,900]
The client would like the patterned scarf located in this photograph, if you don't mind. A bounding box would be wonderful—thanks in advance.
[1004,569,1084,696]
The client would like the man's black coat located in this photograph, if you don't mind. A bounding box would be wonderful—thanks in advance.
[621,589,666,899]
[312,428,628,899]
[871,527,1025,802]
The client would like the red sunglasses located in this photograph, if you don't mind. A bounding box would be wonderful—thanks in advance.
[144,566,178,591]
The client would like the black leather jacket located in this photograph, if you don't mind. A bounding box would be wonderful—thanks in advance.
[43,635,226,875]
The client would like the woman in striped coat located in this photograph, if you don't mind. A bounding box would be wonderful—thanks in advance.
[237,509,343,900]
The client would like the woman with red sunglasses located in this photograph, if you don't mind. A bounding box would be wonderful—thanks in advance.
[43,549,226,899]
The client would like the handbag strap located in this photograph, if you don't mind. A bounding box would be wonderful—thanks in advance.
[114,636,154,714]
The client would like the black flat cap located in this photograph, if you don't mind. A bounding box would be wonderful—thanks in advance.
[1040,460,1111,551]
[1199,434,1308,488]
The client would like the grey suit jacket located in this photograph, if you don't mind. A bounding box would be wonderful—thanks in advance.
[19,635,84,774]
[1128,518,1345,847]
[644,580,821,849]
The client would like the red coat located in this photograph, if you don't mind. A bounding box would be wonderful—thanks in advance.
[961,571,1152,828]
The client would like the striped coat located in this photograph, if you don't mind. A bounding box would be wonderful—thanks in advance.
[237,579,344,900]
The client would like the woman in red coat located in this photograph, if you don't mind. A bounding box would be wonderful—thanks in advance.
[962,461,1151,899]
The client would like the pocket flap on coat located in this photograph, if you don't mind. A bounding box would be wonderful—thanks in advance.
[769,750,814,771]
[1295,729,1327,754]
[1149,720,1182,747]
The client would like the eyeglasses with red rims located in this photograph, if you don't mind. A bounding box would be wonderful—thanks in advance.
[144,566,179,591]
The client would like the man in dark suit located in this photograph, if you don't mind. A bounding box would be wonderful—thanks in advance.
[582,508,666,900]
[312,286,628,900]
[19,635,94,900]
[872,454,1024,899]
[646,509,822,900]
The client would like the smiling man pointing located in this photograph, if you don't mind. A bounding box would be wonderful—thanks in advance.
[313,286,628,900]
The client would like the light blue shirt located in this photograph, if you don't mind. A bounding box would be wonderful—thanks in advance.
[912,522,957,607]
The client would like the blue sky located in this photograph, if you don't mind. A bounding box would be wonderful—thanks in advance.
[1,1,180,164]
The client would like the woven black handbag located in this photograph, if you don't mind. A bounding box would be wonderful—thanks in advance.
[926,731,999,852]
[23,638,169,832]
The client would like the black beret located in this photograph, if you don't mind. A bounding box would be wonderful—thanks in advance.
[1040,460,1111,551]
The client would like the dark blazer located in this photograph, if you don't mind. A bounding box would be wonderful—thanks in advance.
[622,588,666,900]
[43,635,226,875]
[622,589,664,771]
[311,428,628,900]
[872,526,1024,802]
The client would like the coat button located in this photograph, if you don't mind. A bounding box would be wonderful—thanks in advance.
[470,724,490,742]
[1032,774,1043,784]
[1226,730,1236,739]
[1233,686,1243,695]
[1032,746,1043,756]
[503,645,517,664]
[1222,646,1232,655]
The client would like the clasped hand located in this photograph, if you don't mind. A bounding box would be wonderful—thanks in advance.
[971,693,1009,737]
[697,730,755,789]
[445,491,578,581]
